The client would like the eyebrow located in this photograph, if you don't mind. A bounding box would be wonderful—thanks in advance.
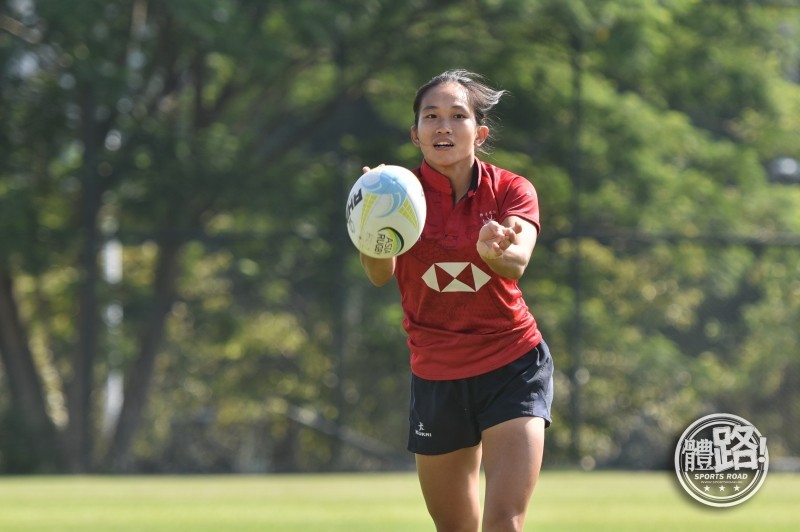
[422,104,470,112]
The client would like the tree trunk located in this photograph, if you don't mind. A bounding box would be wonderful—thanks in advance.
[63,86,103,473]
[103,239,184,471]
[0,264,60,472]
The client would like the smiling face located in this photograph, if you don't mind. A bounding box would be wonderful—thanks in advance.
[411,82,489,180]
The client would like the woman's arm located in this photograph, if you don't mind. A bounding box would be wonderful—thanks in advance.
[360,253,396,286]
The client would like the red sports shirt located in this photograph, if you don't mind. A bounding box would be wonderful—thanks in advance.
[395,159,542,380]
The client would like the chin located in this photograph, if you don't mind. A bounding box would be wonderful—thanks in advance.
[426,152,472,168]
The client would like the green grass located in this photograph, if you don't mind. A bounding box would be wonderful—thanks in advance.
[0,471,797,531]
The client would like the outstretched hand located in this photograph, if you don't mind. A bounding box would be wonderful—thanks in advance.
[476,220,523,261]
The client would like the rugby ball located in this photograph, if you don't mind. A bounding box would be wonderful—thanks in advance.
[345,165,426,258]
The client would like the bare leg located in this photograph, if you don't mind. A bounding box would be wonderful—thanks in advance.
[481,417,545,532]
[415,444,483,532]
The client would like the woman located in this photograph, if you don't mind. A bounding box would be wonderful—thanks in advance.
[360,70,553,532]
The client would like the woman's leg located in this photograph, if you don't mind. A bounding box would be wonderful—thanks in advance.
[480,416,545,532]
[415,444,483,532]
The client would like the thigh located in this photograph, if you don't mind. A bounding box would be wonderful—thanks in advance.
[481,416,546,531]
[416,445,482,532]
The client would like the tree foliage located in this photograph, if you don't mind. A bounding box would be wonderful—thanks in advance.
[1,0,798,473]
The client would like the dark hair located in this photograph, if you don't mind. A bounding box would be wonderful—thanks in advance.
[412,69,508,153]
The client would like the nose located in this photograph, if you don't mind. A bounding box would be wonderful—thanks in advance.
[436,120,452,134]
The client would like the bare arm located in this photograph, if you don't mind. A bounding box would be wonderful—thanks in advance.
[360,253,396,286]
[476,216,537,280]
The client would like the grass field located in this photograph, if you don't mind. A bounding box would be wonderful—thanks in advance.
[0,471,797,531]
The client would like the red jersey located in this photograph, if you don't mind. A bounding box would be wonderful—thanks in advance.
[395,159,542,380]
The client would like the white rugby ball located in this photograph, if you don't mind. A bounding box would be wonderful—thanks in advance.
[345,165,426,258]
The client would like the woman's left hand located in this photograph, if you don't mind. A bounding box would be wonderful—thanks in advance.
[477,220,522,261]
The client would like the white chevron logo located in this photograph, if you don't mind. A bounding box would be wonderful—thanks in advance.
[422,262,491,292]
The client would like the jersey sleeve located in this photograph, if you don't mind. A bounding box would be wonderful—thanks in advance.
[498,175,540,233]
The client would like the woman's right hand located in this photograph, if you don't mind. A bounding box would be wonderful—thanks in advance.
[362,164,386,174]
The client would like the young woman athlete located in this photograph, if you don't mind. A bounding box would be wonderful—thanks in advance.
[359,69,554,532]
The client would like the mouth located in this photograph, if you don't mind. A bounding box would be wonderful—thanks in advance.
[433,141,454,150]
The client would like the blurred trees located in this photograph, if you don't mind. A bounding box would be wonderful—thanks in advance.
[0,0,798,473]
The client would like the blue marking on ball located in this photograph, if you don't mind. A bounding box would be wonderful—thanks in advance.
[362,169,408,217]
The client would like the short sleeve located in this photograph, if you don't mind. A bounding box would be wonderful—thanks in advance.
[498,175,540,233]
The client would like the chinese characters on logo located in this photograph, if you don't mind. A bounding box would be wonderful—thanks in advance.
[675,413,768,507]
[681,424,767,473]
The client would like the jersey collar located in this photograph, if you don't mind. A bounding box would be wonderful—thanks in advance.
[419,159,482,197]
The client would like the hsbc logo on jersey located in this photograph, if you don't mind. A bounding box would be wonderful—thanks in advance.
[422,262,491,292]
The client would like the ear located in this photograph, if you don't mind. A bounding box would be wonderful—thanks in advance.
[474,125,489,147]
[410,126,420,147]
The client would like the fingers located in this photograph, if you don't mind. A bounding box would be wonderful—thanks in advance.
[477,239,502,260]
[501,222,522,238]
[497,222,522,245]
[477,220,525,261]
[362,163,386,174]
[480,220,504,238]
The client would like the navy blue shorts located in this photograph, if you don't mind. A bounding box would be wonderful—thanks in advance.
[408,339,554,455]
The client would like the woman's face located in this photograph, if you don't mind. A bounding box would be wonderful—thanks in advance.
[411,82,488,174]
